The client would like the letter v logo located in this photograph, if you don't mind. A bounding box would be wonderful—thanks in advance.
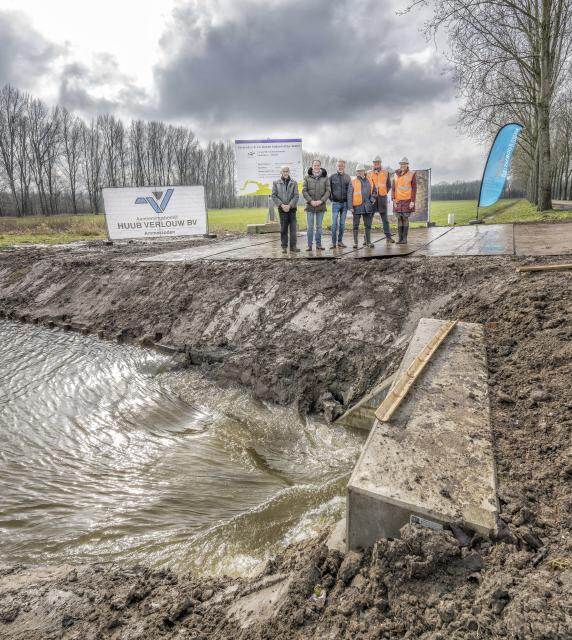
[135,188,174,213]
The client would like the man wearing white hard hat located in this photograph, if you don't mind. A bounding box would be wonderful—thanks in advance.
[347,164,376,248]
[391,157,416,244]
[367,156,394,243]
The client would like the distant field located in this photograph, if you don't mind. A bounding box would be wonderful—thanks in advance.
[207,199,572,232]
[0,199,570,247]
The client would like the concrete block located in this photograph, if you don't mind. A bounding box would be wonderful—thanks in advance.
[247,222,280,234]
[336,375,395,431]
[347,318,498,550]
[326,517,347,553]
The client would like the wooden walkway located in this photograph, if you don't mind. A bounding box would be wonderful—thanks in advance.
[142,222,572,262]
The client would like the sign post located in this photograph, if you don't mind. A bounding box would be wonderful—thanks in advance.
[235,138,303,234]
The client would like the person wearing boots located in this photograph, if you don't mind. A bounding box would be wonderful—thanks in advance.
[302,159,330,251]
[347,164,375,249]
[392,157,416,244]
[271,165,300,254]
[367,156,394,244]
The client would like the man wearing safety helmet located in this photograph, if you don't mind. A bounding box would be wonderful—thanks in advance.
[347,164,376,249]
[367,156,394,244]
[391,157,416,244]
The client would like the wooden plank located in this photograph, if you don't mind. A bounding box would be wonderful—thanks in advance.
[374,320,457,423]
[516,263,572,273]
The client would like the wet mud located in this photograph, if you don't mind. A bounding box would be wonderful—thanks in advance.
[0,239,571,639]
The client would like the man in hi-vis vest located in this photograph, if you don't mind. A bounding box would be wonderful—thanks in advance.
[391,157,416,244]
[367,156,394,244]
[347,164,376,249]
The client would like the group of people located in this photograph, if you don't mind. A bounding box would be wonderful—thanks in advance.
[271,157,417,253]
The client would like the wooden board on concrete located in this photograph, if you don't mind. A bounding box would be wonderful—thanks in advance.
[416,224,514,256]
[347,318,498,550]
[336,375,395,431]
[514,223,572,256]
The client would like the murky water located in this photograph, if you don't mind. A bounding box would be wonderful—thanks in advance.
[0,320,364,576]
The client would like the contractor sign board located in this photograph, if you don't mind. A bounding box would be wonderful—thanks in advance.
[102,186,207,241]
[235,138,303,196]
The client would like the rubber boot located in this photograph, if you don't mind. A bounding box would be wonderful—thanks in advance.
[353,228,359,248]
[365,226,373,248]
[402,223,409,244]
[397,222,404,244]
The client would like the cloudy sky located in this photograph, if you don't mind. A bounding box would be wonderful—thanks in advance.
[0,0,487,181]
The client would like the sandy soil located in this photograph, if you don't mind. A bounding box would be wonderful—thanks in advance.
[0,238,571,639]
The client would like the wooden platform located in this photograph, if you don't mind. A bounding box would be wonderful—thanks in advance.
[141,222,572,263]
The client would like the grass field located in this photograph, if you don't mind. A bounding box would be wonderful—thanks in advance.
[0,199,570,247]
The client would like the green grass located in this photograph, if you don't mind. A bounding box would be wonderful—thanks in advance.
[0,214,105,247]
[430,199,572,226]
[0,199,570,247]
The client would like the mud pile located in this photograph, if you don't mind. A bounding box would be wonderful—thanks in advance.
[0,241,571,639]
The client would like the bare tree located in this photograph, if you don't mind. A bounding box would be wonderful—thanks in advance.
[80,119,103,213]
[0,85,29,215]
[413,0,572,210]
[60,108,82,214]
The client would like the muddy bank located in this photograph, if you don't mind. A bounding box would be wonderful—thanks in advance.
[0,242,514,417]
[0,241,571,638]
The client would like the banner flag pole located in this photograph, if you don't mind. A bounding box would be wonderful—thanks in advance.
[471,123,523,225]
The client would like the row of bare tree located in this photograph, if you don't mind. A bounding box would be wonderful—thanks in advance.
[0,84,236,216]
[0,83,367,216]
[417,0,572,209]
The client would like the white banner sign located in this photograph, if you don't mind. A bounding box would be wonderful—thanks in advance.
[235,138,303,196]
[102,186,207,240]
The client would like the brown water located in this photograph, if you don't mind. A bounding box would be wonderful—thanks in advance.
[0,320,364,576]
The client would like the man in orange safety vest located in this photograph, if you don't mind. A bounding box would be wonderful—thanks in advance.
[347,164,376,249]
[367,156,394,244]
[391,157,416,244]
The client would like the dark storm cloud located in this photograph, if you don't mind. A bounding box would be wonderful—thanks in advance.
[59,54,149,115]
[153,0,452,125]
[0,11,62,87]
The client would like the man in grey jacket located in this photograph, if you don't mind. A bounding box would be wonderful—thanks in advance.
[272,165,300,253]
[302,159,330,250]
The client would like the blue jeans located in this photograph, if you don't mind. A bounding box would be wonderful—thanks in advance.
[331,202,348,244]
[306,210,324,247]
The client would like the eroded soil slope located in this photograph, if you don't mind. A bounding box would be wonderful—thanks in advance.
[1,244,512,417]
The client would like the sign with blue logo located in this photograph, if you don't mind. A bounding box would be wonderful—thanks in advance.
[478,123,523,208]
[102,186,207,240]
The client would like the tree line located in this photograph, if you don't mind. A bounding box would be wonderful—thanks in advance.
[416,0,572,209]
[431,180,526,201]
[0,84,237,216]
[0,84,365,216]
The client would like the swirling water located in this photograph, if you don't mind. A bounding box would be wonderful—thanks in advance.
[0,320,364,576]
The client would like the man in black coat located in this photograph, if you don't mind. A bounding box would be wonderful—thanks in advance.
[329,159,351,248]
